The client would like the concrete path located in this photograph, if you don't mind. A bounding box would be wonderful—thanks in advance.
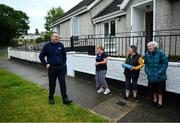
[0,57,180,122]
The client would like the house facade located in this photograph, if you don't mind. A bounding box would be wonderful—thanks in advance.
[50,0,114,38]
[51,0,180,36]
[50,0,180,57]
[93,0,180,35]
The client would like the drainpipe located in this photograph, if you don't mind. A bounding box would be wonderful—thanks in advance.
[153,0,156,40]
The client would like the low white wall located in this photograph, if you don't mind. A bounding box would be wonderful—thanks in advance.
[72,54,126,81]
[8,48,180,94]
[8,49,41,63]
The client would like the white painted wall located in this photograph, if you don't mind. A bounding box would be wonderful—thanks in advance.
[131,8,145,33]
[66,52,75,77]
[59,20,71,38]
[95,15,128,36]
[78,13,94,36]
[52,25,60,34]
[7,48,180,94]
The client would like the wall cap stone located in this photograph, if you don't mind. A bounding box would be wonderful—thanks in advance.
[169,62,180,67]
[70,53,180,67]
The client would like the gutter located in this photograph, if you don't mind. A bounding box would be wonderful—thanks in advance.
[50,6,88,27]
[92,10,126,24]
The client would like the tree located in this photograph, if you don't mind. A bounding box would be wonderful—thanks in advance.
[35,28,40,35]
[44,31,52,41]
[0,4,29,46]
[44,7,64,31]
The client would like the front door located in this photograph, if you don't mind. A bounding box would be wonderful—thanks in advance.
[145,11,153,51]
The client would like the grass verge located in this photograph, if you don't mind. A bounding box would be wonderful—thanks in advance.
[0,67,108,122]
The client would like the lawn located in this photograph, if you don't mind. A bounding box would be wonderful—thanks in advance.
[0,67,109,122]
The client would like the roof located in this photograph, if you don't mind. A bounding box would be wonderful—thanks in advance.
[61,0,95,19]
[93,0,123,19]
[50,0,96,26]
[120,0,131,10]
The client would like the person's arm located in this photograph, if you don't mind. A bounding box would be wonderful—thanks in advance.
[39,45,48,66]
[96,53,107,65]
[133,57,144,70]
[61,44,67,64]
[96,58,107,65]
[158,52,168,74]
[144,55,152,76]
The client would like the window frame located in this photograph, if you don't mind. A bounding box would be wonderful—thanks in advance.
[70,16,79,36]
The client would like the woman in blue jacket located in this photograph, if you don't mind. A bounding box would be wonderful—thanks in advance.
[145,41,168,109]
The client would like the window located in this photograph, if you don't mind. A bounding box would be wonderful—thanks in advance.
[104,23,109,37]
[71,17,79,36]
[104,20,116,37]
[104,20,116,53]
[110,21,115,36]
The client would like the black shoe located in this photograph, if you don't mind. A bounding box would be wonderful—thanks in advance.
[63,97,73,105]
[49,99,55,105]
[124,96,129,101]
[156,104,163,109]
[48,96,55,105]
[151,102,158,107]
[133,97,140,103]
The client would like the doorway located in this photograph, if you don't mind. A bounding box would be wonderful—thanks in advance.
[131,0,154,53]
[145,11,153,51]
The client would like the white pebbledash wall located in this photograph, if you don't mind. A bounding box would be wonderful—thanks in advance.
[8,48,180,94]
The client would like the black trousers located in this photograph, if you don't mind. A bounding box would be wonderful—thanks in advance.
[148,81,166,94]
[125,76,138,91]
[48,65,67,99]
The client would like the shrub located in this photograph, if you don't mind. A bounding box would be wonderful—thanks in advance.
[36,37,45,44]
[169,55,180,62]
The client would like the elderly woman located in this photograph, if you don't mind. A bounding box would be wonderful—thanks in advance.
[95,46,110,95]
[123,45,144,102]
[145,41,168,109]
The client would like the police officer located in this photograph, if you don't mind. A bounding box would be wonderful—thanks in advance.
[39,32,72,105]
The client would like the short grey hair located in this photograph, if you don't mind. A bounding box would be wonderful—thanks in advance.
[51,32,59,36]
[51,32,61,38]
[147,41,158,47]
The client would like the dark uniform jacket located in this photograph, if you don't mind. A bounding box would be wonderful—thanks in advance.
[39,41,66,66]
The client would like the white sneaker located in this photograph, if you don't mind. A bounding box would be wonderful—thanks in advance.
[97,88,104,93]
[103,88,111,95]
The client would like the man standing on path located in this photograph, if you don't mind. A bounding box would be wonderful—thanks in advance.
[39,32,72,105]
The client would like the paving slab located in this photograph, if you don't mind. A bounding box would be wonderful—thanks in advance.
[92,96,137,121]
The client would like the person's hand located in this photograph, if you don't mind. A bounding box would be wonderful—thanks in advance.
[46,64,50,69]
[131,67,135,70]
[95,62,100,66]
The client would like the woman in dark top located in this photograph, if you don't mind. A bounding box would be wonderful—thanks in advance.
[123,45,144,102]
[95,46,110,95]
